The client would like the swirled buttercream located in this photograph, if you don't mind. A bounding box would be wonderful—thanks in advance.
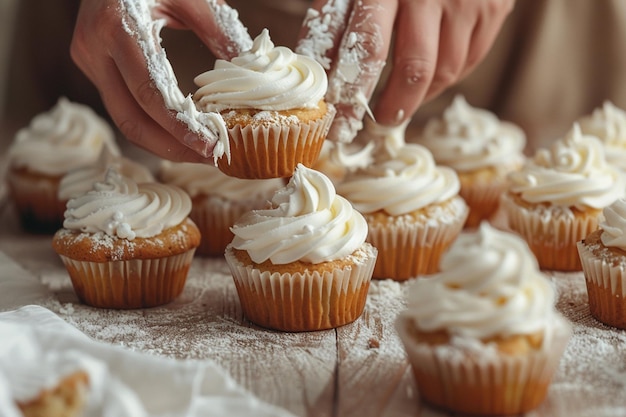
[194,29,327,112]
[418,95,526,172]
[63,168,192,240]
[402,223,557,341]
[578,101,626,170]
[600,198,626,250]
[337,143,460,216]
[159,161,283,200]
[508,123,625,209]
[8,97,120,176]
[58,148,154,201]
[230,164,368,264]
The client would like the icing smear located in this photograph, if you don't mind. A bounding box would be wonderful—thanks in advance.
[119,0,253,164]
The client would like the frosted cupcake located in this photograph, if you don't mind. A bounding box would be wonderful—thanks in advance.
[159,161,283,256]
[396,223,571,416]
[417,95,526,228]
[337,123,468,281]
[224,164,377,332]
[52,168,200,309]
[194,29,335,179]
[6,97,120,233]
[577,198,626,329]
[577,101,626,172]
[502,123,625,271]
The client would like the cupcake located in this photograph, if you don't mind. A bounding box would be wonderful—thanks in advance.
[502,123,625,271]
[312,139,374,186]
[52,168,200,309]
[416,95,526,228]
[194,29,335,179]
[159,160,283,256]
[224,164,377,332]
[577,198,626,329]
[337,122,468,281]
[57,146,154,222]
[396,223,571,416]
[5,97,120,233]
[577,101,626,172]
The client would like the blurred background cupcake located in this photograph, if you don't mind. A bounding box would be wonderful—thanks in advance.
[577,100,626,173]
[5,97,119,233]
[414,95,526,228]
[159,160,283,256]
[502,123,625,271]
[396,223,571,415]
[338,122,468,281]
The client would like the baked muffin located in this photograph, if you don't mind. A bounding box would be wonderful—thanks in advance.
[194,29,335,179]
[577,101,626,171]
[52,168,200,309]
[57,146,154,222]
[577,198,626,329]
[416,95,526,228]
[6,97,120,233]
[224,164,377,332]
[337,122,468,281]
[502,123,625,271]
[396,223,571,416]
[159,160,283,256]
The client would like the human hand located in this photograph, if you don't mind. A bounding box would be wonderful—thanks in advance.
[70,0,252,162]
[297,0,515,143]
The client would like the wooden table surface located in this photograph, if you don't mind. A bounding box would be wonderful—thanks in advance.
[1,194,626,417]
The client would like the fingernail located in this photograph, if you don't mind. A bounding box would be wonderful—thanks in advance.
[183,133,213,159]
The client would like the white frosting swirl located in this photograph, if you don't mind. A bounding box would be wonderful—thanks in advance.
[63,168,192,240]
[508,123,625,209]
[159,161,283,200]
[230,164,368,264]
[8,97,120,176]
[418,95,526,172]
[194,29,327,112]
[402,223,557,341]
[58,148,154,201]
[578,101,626,170]
[600,198,626,250]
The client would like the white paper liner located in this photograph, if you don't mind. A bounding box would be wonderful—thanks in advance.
[500,193,600,270]
[459,178,507,228]
[224,243,377,331]
[191,196,270,257]
[396,314,572,415]
[577,241,626,328]
[58,250,196,309]
[217,105,336,179]
[365,196,468,280]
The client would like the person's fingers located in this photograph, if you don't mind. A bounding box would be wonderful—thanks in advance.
[326,0,398,143]
[153,0,252,59]
[296,0,353,70]
[71,0,215,163]
[372,0,442,126]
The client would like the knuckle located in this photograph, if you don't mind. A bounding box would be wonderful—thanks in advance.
[394,57,436,87]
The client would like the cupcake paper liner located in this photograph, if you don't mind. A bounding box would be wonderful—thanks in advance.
[6,168,64,233]
[58,250,196,309]
[191,196,267,257]
[396,314,572,415]
[501,193,600,271]
[224,243,377,332]
[459,177,508,229]
[217,106,336,179]
[365,196,468,281]
[577,241,626,329]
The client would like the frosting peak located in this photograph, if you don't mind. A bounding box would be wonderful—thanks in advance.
[402,223,557,341]
[63,168,192,240]
[600,198,626,250]
[578,101,626,170]
[231,164,368,264]
[194,30,328,112]
[508,123,625,208]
